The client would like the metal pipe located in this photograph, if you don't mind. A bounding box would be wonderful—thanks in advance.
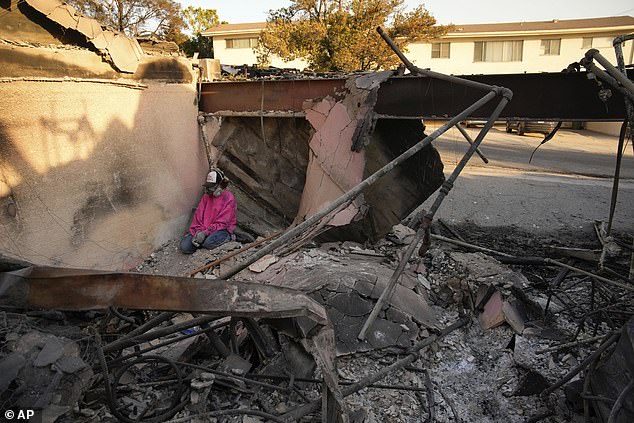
[587,49,634,95]
[542,332,620,396]
[606,121,628,235]
[358,95,510,340]
[107,319,230,366]
[608,378,634,423]
[580,60,634,103]
[376,27,500,94]
[357,222,425,340]
[456,122,489,164]
[430,233,512,257]
[544,258,634,292]
[422,95,511,227]
[219,90,498,280]
[103,315,220,353]
[613,34,634,73]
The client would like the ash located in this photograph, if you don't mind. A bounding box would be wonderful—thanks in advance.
[1,223,632,423]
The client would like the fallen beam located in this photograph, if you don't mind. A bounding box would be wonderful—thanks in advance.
[0,264,346,421]
[0,266,328,325]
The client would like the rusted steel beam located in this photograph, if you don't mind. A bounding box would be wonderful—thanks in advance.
[199,79,346,114]
[0,266,328,325]
[199,71,632,121]
[0,264,346,421]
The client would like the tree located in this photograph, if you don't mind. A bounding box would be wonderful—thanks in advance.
[256,0,451,72]
[67,0,185,41]
[182,6,219,35]
[179,6,220,58]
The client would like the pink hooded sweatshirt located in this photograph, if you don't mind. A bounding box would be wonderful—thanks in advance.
[189,190,237,236]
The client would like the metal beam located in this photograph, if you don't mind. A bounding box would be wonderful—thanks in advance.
[200,78,345,115]
[0,266,328,325]
[200,70,633,121]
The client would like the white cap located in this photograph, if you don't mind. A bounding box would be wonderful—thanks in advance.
[203,168,225,187]
[206,171,218,184]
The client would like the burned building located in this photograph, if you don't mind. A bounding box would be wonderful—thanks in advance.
[1,1,634,423]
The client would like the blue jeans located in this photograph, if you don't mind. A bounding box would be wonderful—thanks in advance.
[179,230,232,254]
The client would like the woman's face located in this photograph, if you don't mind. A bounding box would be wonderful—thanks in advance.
[206,184,224,197]
[205,184,217,195]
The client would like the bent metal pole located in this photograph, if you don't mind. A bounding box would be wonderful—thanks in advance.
[358,95,511,340]
[219,89,498,280]
[376,26,497,93]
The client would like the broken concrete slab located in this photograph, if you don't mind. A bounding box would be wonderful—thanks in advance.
[248,254,278,273]
[33,336,64,367]
[502,297,527,334]
[4,331,93,419]
[54,355,88,374]
[326,292,374,317]
[450,252,530,291]
[24,0,143,73]
[75,16,103,39]
[256,255,438,330]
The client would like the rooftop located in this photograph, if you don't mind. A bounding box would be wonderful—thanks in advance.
[203,15,634,37]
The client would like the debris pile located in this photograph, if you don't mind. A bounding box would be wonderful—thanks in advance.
[2,220,632,422]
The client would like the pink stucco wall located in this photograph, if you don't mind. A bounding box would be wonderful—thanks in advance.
[0,77,206,270]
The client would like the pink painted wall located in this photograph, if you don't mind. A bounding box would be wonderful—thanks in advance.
[0,71,206,270]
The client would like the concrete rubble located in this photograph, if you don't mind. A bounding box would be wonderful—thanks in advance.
[2,3,634,422]
[2,221,633,422]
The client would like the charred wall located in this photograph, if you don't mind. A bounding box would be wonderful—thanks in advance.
[209,117,311,235]
[0,81,203,269]
[320,119,445,242]
[0,0,204,269]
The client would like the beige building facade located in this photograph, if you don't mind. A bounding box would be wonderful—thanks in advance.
[204,22,309,69]
[204,16,634,135]
[204,16,634,74]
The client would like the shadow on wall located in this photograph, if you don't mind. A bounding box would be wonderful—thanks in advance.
[0,80,202,270]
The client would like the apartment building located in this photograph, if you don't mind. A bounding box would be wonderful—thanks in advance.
[203,16,634,134]
[203,16,634,74]
[202,22,308,70]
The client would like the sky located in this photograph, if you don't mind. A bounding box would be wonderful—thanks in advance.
[177,1,634,25]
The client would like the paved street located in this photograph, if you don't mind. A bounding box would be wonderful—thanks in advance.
[418,123,634,234]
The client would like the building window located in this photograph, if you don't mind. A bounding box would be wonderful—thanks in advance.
[431,42,450,58]
[582,37,593,49]
[474,40,523,62]
[541,39,561,55]
[225,37,259,49]
[593,37,614,48]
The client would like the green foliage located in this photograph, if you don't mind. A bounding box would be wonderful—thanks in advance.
[179,7,220,58]
[182,6,219,35]
[257,0,451,72]
[67,0,184,41]
[180,33,214,58]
